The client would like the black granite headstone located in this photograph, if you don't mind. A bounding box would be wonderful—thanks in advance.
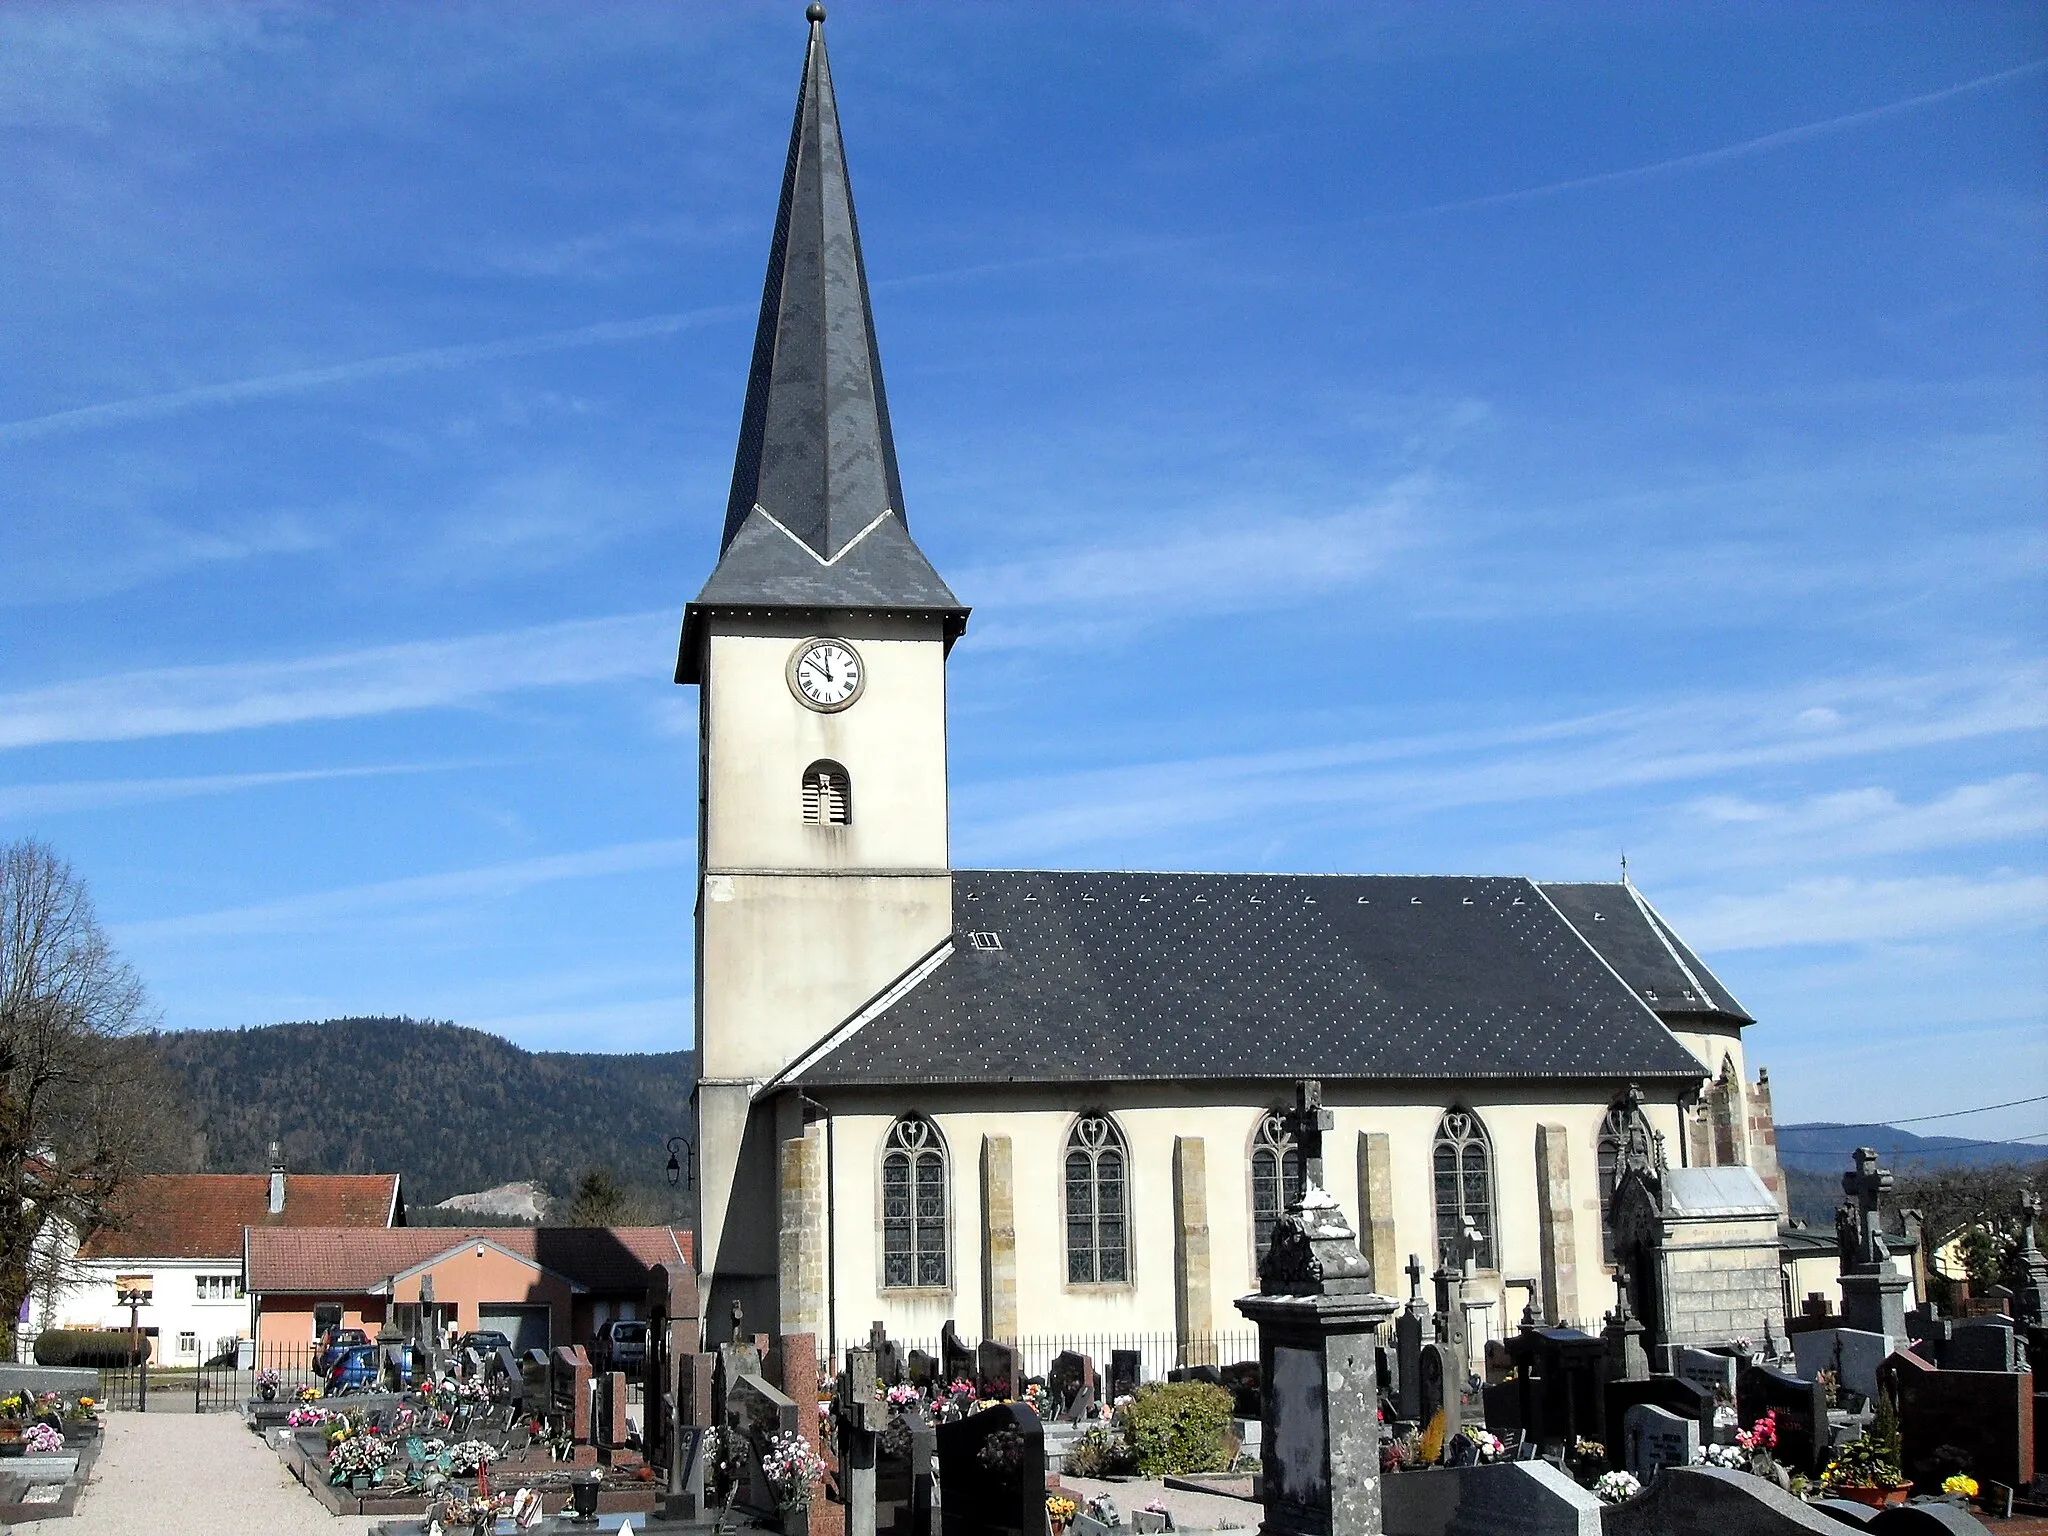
[1602,1376,1713,1465]
[1736,1363,1831,1477]
[977,1339,1020,1401]
[1108,1349,1140,1402]
[935,1401,1047,1536]
[1219,1359,1261,1421]
[1047,1352,1097,1423]
[940,1321,976,1388]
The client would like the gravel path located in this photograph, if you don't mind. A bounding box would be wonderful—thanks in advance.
[61,1411,379,1536]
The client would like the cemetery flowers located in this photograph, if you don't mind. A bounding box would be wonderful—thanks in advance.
[760,1429,825,1511]
[22,1423,63,1455]
[1943,1475,1979,1498]
[1046,1494,1079,1526]
[1593,1470,1642,1505]
[327,1429,392,1484]
[444,1440,501,1476]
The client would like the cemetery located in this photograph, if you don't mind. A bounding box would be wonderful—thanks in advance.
[0,1370,104,1523]
[210,1081,2027,1536]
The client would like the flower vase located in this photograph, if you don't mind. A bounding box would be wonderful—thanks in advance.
[1833,1485,1910,1509]
[260,1384,278,1402]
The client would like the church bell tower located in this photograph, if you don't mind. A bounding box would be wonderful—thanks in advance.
[676,5,967,1334]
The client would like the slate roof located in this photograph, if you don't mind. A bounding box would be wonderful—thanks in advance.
[1538,882,1751,1023]
[79,1173,401,1261]
[678,10,964,683]
[786,871,1711,1088]
[244,1226,691,1295]
[1658,1166,1778,1219]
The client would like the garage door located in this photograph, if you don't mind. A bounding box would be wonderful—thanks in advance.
[479,1305,550,1355]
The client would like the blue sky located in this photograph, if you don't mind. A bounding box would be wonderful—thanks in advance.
[3,3,2043,1139]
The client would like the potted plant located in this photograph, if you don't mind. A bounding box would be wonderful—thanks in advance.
[1047,1494,1078,1534]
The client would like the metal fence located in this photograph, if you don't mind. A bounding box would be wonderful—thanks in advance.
[820,1330,1271,1387]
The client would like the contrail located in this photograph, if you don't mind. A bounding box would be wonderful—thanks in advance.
[0,302,745,445]
[1405,56,2048,218]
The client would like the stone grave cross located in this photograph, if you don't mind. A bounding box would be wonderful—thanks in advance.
[1457,1214,1485,1280]
[2015,1187,2048,1327]
[1284,1078,1335,1194]
[1841,1146,1893,1271]
[2019,1189,2041,1253]
[1405,1253,1424,1305]
[835,1347,886,1536]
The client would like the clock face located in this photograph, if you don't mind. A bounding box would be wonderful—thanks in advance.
[788,638,864,711]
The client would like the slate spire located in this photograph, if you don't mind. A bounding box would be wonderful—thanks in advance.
[679,5,964,684]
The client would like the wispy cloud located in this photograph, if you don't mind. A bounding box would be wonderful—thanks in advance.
[1677,872,2048,951]
[1682,775,2048,863]
[955,664,2048,860]
[0,306,742,445]
[0,611,675,749]
[0,762,472,820]
[115,838,694,942]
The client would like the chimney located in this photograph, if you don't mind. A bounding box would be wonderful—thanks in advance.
[268,1142,285,1215]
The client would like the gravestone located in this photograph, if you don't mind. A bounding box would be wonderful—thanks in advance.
[1621,1402,1699,1480]
[1946,1319,2020,1373]
[1603,1265,1650,1385]
[934,1401,1046,1536]
[1604,1377,1712,1458]
[1661,1346,1738,1403]
[1499,1326,1607,1449]
[1046,1352,1096,1423]
[1791,1328,1893,1403]
[1838,1149,1910,1340]
[1418,1341,1461,1441]
[1603,1466,1846,1536]
[727,1371,801,1518]
[1108,1349,1140,1403]
[1867,1507,2000,1536]
[977,1339,1020,1402]
[1736,1363,1830,1478]
[1234,1078,1400,1536]
[552,1345,594,1444]
[1397,1252,1430,1421]
[1167,1363,1223,1387]
[1892,1367,2036,1492]
[939,1321,975,1389]
[907,1349,936,1390]
[1380,1460,1602,1536]
[868,1321,905,1390]
[2013,1188,2048,1329]
[599,1371,630,1451]
[836,1346,886,1536]
[1219,1359,1260,1423]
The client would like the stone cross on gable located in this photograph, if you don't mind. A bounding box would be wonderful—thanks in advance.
[1284,1079,1334,1193]
[1843,1146,1893,1268]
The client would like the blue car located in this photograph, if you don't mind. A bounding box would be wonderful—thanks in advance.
[325,1344,418,1394]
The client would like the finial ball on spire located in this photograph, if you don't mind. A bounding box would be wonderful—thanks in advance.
[807,3,826,22]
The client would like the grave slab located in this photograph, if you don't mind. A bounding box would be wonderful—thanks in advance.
[1620,1403,1699,1481]
[1793,1330,1894,1403]
[1864,1506,1994,1536]
[1599,1465,1844,1536]
[1381,1460,1601,1536]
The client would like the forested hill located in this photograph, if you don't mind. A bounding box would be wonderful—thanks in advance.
[155,1017,695,1209]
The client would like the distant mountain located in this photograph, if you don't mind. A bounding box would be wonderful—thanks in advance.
[154,1017,695,1210]
[1776,1123,2046,1174]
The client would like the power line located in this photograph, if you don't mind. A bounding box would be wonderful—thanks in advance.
[1880,1093,2048,1127]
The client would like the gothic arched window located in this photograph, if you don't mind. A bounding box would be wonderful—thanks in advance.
[881,1116,947,1288]
[1597,1096,1651,1265]
[1064,1115,1130,1284]
[1432,1108,1497,1270]
[1250,1112,1303,1264]
[801,760,851,825]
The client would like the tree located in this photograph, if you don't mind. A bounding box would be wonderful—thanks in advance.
[563,1167,629,1227]
[0,840,183,1342]
[1893,1161,2046,1252]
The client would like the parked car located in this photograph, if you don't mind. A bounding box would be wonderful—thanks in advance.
[325,1343,420,1394]
[456,1329,514,1360]
[590,1319,649,1375]
[312,1326,369,1375]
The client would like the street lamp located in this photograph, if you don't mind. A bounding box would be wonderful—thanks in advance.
[664,1135,695,1191]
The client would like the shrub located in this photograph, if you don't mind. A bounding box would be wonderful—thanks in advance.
[1060,1426,1132,1479]
[33,1330,145,1368]
[1116,1382,1234,1477]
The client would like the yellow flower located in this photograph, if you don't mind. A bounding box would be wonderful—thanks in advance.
[1943,1475,1978,1497]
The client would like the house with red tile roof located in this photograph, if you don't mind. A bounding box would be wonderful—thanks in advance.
[244,1225,693,1356]
[46,1151,403,1365]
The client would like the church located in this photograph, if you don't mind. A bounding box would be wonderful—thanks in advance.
[679,11,1787,1371]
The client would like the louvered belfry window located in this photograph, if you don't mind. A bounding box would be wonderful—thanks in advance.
[1065,1114,1130,1284]
[1432,1108,1497,1269]
[1250,1111,1304,1264]
[801,760,851,825]
[881,1116,947,1287]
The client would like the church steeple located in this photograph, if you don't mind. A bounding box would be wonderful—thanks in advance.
[678,4,965,684]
